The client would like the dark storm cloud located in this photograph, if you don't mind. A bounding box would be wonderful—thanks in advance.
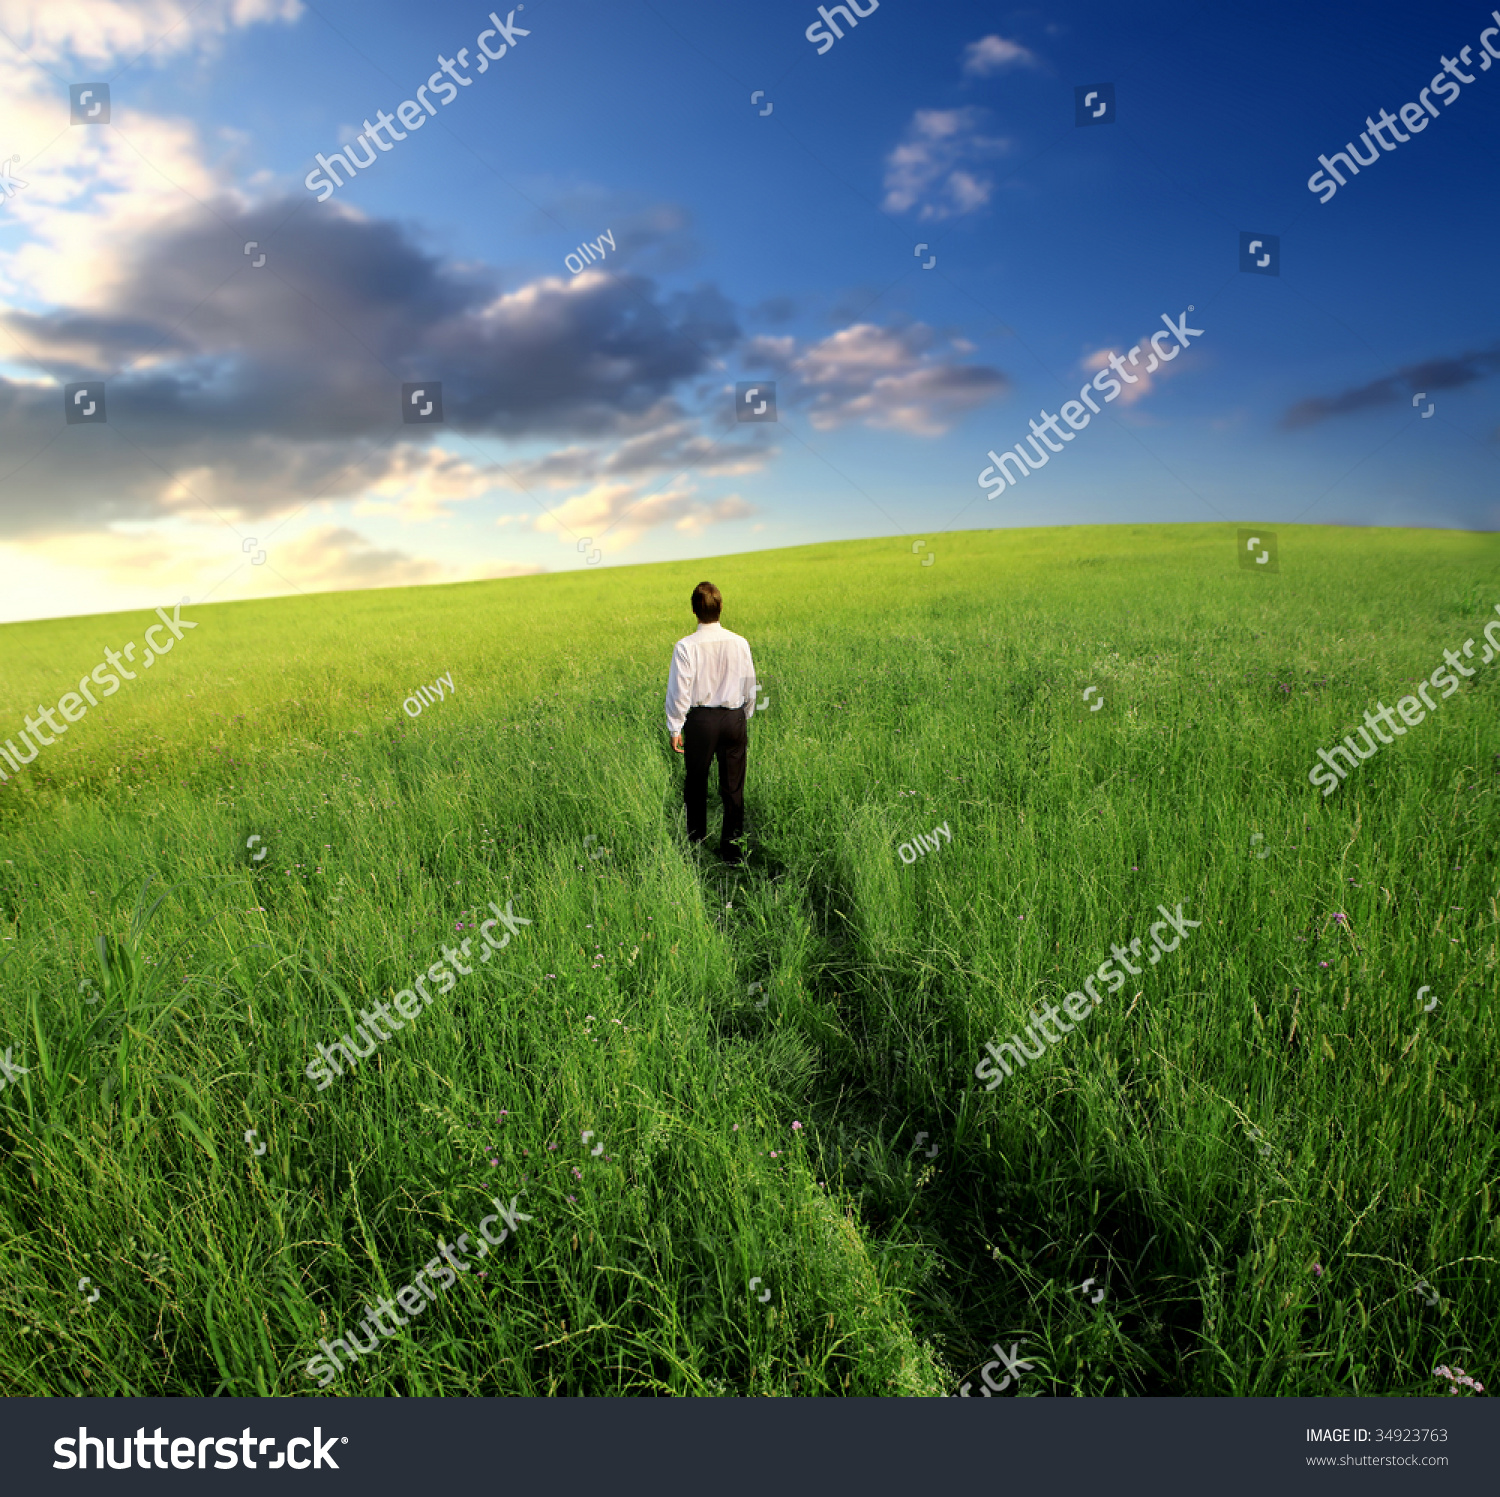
[1281,344,1500,430]
[0,195,739,537]
[507,411,774,488]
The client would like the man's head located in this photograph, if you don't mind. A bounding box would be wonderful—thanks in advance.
[691,581,722,622]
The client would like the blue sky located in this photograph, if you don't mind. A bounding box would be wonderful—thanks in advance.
[0,0,1496,623]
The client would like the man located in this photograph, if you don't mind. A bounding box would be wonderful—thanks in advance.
[665,581,756,863]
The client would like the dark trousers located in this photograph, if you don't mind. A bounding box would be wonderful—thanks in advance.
[683,705,747,848]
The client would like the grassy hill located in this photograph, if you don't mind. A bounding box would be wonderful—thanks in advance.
[1,521,1497,1396]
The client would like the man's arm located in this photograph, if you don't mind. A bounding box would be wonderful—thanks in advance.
[665,641,693,750]
[742,644,757,722]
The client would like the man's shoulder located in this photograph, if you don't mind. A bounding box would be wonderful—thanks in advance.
[674,625,751,649]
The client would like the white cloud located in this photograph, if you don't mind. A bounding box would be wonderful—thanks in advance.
[0,0,303,315]
[781,323,1008,436]
[529,476,755,552]
[0,191,741,542]
[962,35,1041,76]
[506,417,772,492]
[881,108,1012,221]
[353,445,511,524]
[0,0,302,68]
[1080,328,1195,408]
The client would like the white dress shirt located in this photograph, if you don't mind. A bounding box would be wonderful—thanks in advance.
[665,621,757,735]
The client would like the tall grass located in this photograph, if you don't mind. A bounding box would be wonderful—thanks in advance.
[0,522,1496,1396]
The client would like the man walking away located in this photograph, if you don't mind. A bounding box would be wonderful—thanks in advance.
[665,582,756,864]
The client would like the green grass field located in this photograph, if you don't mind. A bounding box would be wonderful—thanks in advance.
[1,521,1497,1397]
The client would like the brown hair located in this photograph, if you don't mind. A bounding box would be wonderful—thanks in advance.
[691,581,722,621]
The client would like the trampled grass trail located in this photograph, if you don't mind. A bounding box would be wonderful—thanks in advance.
[0,521,1496,1396]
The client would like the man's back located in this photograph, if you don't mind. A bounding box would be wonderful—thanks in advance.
[667,620,756,724]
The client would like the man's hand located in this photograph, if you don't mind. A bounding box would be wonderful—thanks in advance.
[670,732,684,754]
